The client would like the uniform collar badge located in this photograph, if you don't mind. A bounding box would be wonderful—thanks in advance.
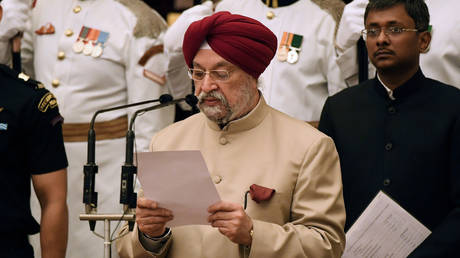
[35,23,55,35]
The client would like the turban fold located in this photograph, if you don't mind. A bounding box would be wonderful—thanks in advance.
[183,11,277,79]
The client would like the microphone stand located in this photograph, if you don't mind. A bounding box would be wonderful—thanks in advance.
[80,94,172,258]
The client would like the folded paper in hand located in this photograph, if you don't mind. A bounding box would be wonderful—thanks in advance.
[137,150,221,227]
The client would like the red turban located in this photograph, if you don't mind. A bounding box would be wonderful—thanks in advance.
[182,11,277,79]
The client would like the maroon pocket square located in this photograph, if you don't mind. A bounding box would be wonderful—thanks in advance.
[249,184,275,203]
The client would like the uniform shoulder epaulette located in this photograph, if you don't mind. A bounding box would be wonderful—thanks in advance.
[0,64,45,90]
[115,0,167,39]
[311,0,345,25]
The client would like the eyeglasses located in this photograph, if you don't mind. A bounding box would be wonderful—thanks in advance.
[187,68,232,82]
[361,26,419,40]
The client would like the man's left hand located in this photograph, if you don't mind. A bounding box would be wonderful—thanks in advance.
[208,201,253,246]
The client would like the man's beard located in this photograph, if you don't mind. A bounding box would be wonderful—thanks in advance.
[197,82,253,126]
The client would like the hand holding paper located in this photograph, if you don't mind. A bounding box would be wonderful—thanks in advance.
[136,197,173,238]
[208,201,253,246]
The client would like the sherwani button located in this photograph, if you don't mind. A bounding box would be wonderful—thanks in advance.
[213,175,222,184]
[388,106,396,114]
[383,178,391,186]
[385,143,393,151]
[219,137,228,145]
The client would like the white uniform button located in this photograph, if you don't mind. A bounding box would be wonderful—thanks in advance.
[64,29,74,37]
[212,175,222,184]
[51,79,60,88]
[219,137,228,145]
[73,5,81,13]
[57,51,66,60]
[266,11,275,19]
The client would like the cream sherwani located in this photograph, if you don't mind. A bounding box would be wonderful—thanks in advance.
[117,97,346,258]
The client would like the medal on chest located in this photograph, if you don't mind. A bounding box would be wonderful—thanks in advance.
[73,26,109,58]
[277,32,303,64]
[287,33,303,64]
[91,31,109,57]
[277,32,290,62]
[73,26,89,53]
[83,28,100,55]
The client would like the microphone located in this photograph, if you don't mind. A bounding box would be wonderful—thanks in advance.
[120,94,198,230]
[130,94,198,129]
[83,93,172,230]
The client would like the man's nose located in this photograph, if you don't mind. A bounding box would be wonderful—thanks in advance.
[376,30,390,46]
[200,74,218,93]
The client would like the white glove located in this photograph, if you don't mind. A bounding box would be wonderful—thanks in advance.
[0,0,30,41]
[164,1,214,54]
[335,0,368,52]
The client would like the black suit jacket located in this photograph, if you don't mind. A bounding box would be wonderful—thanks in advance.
[319,69,460,257]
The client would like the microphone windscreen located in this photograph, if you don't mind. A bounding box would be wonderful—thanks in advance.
[185,94,198,107]
[159,94,173,104]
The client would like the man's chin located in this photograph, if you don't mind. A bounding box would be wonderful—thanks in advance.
[200,106,225,120]
[373,60,398,73]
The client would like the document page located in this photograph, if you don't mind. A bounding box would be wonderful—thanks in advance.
[137,150,221,227]
[342,191,431,258]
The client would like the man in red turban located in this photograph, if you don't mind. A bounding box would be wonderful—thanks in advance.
[183,11,277,80]
[182,11,277,126]
[117,11,345,258]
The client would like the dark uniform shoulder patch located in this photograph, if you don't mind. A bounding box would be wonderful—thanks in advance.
[38,92,58,112]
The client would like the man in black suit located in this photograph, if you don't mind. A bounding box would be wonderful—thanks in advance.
[318,0,460,256]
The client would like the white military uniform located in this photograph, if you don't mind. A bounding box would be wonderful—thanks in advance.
[419,0,460,88]
[165,0,348,122]
[1,0,176,257]
[336,0,460,88]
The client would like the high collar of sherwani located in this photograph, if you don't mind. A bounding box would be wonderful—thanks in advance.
[205,95,269,134]
[261,0,298,8]
[373,68,426,102]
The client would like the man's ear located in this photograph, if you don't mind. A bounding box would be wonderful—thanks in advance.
[419,30,432,53]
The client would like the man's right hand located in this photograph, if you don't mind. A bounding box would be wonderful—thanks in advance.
[136,197,174,237]
[0,0,29,41]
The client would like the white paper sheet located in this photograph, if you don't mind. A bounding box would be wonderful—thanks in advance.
[342,191,431,258]
[137,150,221,227]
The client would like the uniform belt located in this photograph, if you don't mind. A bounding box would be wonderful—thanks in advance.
[62,115,128,142]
